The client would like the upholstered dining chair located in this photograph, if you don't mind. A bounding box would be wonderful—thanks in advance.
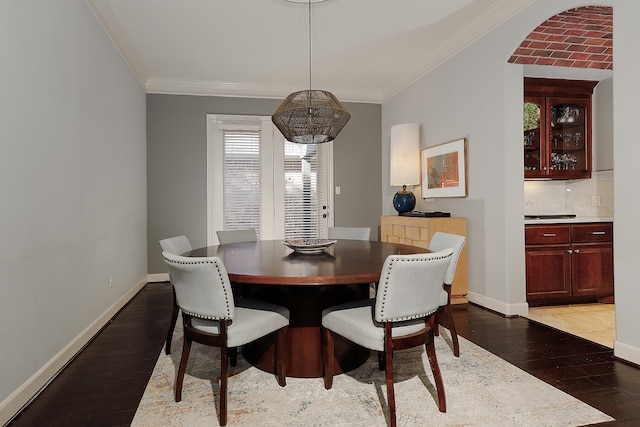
[428,232,466,357]
[321,249,454,426]
[159,235,193,355]
[216,228,258,244]
[327,226,371,240]
[162,251,289,426]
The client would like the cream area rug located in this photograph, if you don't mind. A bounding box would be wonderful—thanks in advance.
[133,325,614,427]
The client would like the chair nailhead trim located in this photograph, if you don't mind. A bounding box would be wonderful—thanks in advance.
[167,256,233,319]
[378,253,450,322]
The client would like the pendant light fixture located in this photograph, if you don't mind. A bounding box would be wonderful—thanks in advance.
[272,0,351,144]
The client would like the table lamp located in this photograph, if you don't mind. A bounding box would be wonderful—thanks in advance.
[390,123,420,213]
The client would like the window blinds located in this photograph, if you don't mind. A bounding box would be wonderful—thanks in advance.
[223,130,262,237]
[283,142,328,240]
[212,114,330,242]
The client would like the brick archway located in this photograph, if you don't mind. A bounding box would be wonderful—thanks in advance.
[508,6,612,70]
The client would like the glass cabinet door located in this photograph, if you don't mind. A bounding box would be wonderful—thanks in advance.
[547,97,590,178]
[524,97,544,178]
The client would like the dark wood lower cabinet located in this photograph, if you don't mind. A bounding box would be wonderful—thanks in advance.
[572,241,614,297]
[525,222,613,306]
[525,243,572,300]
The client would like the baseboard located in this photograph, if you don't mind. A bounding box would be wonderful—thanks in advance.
[467,291,529,317]
[614,340,640,366]
[147,272,169,282]
[0,277,148,426]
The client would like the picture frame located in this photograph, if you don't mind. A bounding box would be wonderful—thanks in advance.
[421,138,467,198]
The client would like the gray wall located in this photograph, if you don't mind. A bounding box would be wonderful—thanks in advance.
[0,1,147,418]
[147,94,381,273]
[594,77,614,171]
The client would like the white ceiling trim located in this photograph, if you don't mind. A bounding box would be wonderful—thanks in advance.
[145,78,383,104]
[381,0,537,101]
[87,0,538,104]
[85,0,148,86]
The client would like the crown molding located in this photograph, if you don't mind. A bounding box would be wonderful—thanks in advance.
[87,0,535,104]
[85,0,148,86]
[381,0,537,102]
[145,78,382,104]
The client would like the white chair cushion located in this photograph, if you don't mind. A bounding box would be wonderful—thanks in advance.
[322,299,427,352]
[192,297,289,347]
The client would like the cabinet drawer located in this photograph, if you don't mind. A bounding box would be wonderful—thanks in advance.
[525,225,570,244]
[571,223,613,242]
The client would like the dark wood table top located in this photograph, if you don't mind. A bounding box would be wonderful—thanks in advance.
[187,239,428,286]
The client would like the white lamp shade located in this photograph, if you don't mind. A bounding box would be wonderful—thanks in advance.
[390,123,420,186]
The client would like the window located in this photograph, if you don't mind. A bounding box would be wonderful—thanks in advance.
[207,114,332,244]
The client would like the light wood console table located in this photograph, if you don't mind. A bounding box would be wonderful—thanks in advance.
[380,215,468,303]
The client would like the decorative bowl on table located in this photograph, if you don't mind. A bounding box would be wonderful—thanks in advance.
[281,239,337,254]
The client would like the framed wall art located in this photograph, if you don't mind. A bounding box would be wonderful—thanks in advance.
[421,138,467,198]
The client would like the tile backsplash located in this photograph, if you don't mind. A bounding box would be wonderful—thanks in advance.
[524,170,613,217]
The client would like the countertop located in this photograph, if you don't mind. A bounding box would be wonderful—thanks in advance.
[524,216,613,225]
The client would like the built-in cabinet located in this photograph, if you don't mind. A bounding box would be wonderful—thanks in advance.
[380,215,467,303]
[524,78,598,180]
[525,222,613,305]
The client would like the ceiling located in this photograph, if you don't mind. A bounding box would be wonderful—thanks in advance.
[87,0,537,103]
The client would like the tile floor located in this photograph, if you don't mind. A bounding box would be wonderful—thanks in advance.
[525,303,615,348]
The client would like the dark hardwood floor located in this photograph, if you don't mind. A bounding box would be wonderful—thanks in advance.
[8,282,640,426]
[8,283,172,427]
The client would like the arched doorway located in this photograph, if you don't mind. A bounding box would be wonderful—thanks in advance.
[511,6,615,348]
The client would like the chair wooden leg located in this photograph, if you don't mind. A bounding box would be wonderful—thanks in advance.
[218,321,229,426]
[219,343,229,426]
[425,332,446,413]
[276,327,287,387]
[165,289,179,355]
[442,300,460,357]
[229,347,238,367]
[322,328,335,389]
[175,332,191,402]
[384,324,397,427]
[438,286,459,356]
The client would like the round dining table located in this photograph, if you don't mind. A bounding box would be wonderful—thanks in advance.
[187,239,428,378]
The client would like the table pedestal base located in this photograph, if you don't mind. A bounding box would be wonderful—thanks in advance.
[241,283,371,378]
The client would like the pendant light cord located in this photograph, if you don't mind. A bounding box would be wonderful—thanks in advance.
[308,0,312,94]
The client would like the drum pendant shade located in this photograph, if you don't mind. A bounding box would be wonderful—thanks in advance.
[272,0,350,144]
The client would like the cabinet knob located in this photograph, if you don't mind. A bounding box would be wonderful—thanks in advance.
[567,249,572,254]
[574,249,580,254]
[542,233,557,237]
